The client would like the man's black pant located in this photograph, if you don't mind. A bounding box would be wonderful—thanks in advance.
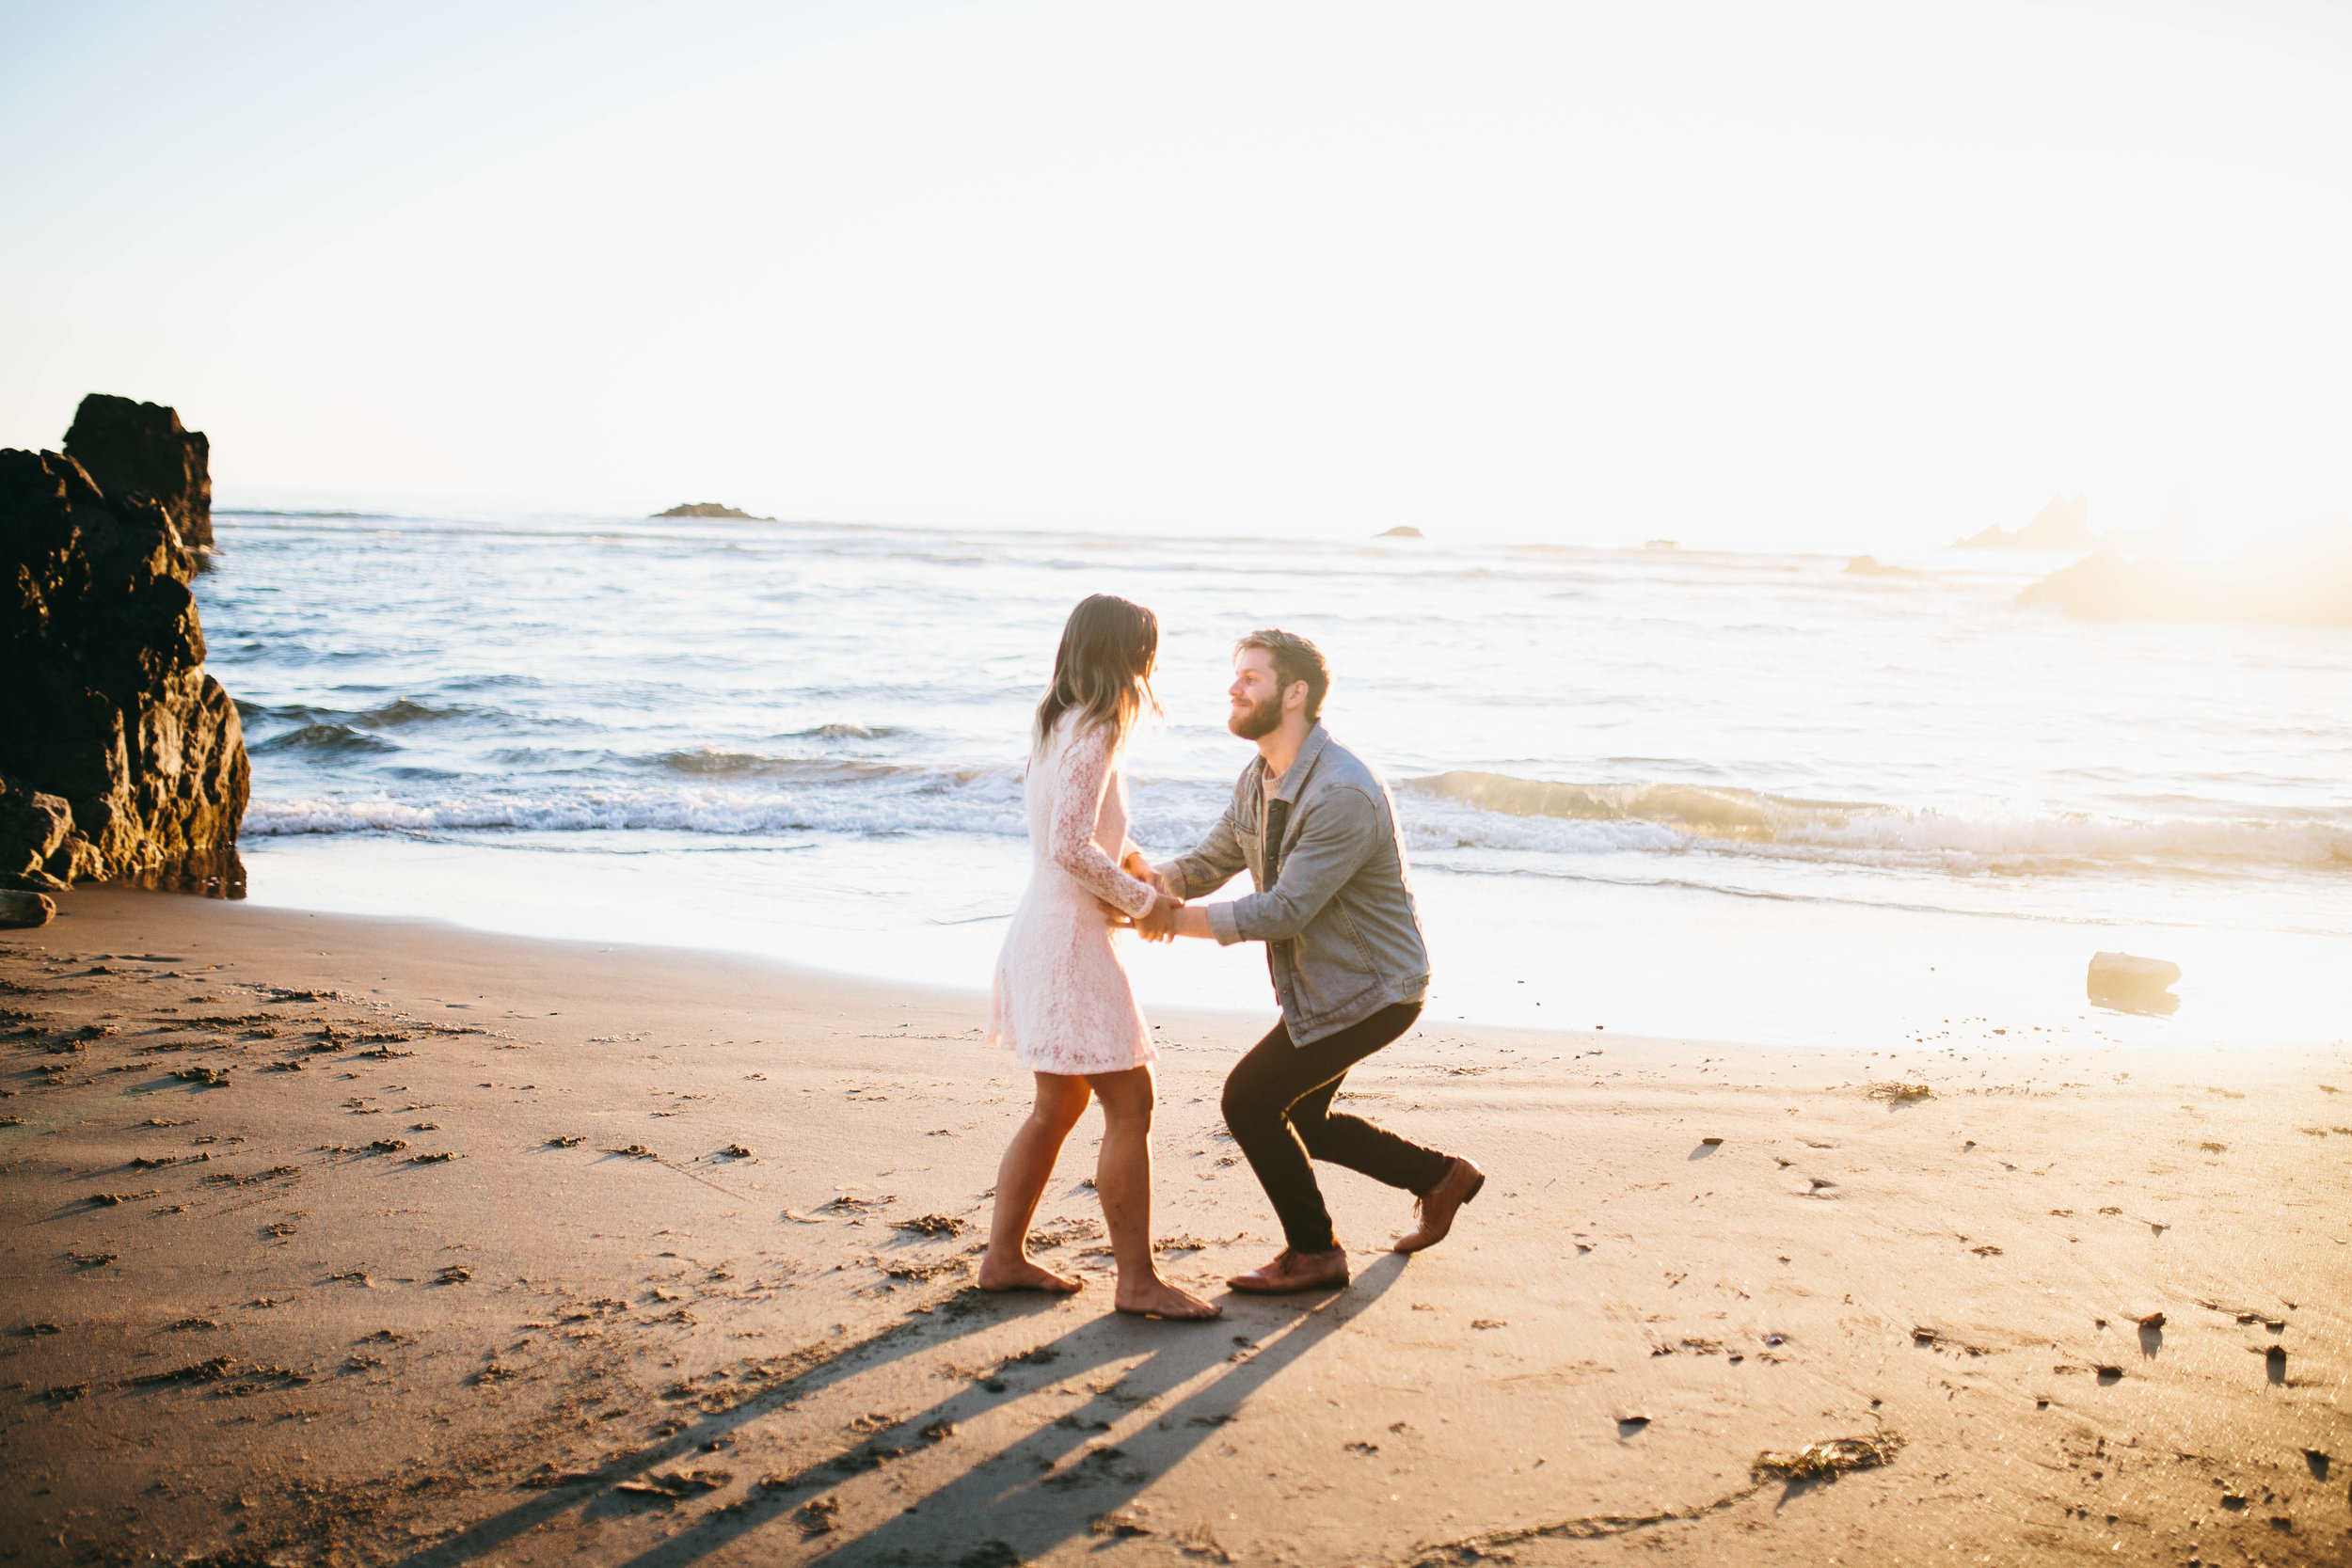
[1221,1001,1451,1254]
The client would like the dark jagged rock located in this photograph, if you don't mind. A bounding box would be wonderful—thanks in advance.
[0,890,56,928]
[0,777,73,889]
[653,501,773,520]
[62,394,213,549]
[0,430,247,895]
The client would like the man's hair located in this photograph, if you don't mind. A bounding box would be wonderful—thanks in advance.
[1235,628,1330,721]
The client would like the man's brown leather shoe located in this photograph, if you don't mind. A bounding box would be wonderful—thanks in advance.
[1226,1247,1350,1294]
[1392,1156,1485,1253]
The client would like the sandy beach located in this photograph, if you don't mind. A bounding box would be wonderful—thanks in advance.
[0,888,2341,1566]
[12,3,2352,1563]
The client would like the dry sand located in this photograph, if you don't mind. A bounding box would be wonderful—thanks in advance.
[2,887,2346,1566]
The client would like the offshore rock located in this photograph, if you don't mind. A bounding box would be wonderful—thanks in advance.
[653,501,773,520]
[2018,542,2352,626]
[0,442,247,895]
[2087,950,2182,1017]
[1955,492,2093,551]
[62,394,213,549]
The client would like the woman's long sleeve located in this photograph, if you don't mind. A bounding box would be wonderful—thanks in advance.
[1050,725,1158,920]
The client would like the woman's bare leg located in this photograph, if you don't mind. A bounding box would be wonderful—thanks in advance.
[978,1072,1091,1292]
[1087,1065,1220,1319]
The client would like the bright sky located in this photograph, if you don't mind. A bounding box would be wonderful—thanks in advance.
[4,0,2348,551]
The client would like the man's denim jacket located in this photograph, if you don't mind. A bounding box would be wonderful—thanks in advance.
[1158,724,1430,1045]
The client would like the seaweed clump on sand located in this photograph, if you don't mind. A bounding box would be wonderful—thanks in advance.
[1753,1433,1904,1481]
[895,1213,968,1238]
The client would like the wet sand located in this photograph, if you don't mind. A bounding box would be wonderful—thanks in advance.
[2,887,2346,1565]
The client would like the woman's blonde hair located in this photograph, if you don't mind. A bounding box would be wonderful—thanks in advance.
[1034,594,1161,756]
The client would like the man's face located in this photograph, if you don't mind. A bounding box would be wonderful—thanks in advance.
[1228,648,1289,740]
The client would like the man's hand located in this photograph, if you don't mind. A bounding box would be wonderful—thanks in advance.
[1136,891,1184,942]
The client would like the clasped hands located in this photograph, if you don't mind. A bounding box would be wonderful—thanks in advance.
[1104,850,1184,942]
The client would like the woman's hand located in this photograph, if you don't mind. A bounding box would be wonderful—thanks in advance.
[1136,891,1184,942]
[1099,890,1184,939]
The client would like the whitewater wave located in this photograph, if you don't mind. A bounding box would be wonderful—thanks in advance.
[1401,771,2352,873]
[650,748,937,779]
[794,722,899,740]
[1403,771,1876,843]
[237,763,2352,879]
[241,768,1033,839]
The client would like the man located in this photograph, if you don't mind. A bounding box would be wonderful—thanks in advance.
[1136,629,1483,1293]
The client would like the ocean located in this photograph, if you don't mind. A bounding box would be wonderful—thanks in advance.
[194,510,2352,1052]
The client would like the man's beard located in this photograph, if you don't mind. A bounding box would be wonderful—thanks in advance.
[1228,693,1283,740]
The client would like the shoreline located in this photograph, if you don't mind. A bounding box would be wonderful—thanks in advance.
[2,888,2346,1564]
[225,829,2352,1055]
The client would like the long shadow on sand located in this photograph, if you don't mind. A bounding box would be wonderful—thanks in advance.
[391,1283,1062,1568]
[611,1254,1407,1568]
[394,1259,1400,1567]
[616,1259,1402,1568]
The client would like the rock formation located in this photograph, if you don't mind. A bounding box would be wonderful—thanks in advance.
[2017,540,2352,626]
[62,393,213,549]
[0,415,248,895]
[1955,492,2093,551]
[0,890,55,929]
[654,501,773,520]
[2088,951,2181,1016]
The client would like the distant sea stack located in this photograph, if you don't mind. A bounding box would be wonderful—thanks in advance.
[1955,493,2092,551]
[0,396,248,895]
[654,501,774,521]
[62,393,213,549]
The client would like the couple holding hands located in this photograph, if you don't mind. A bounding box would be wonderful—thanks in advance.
[980,595,1484,1321]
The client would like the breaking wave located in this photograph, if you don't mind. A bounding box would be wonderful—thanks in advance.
[1400,771,2352,874]
[1403,772,1874,843]
[238,697,481,730]
[794,722,899,740]
[649,749,934,779]
[250,722,399,756]
[241,766,1032,839]
[239,761,2352,881]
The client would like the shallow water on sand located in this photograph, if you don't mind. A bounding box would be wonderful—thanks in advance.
[197,509,2352,1049]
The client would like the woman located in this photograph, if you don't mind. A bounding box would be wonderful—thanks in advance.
[978,594,1219,1320]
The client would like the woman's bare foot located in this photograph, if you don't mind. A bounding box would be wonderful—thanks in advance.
[1227,1246,1349,1294]
[1392,1155,1486,1253]
[977,1254,1084,1293]
[1114,1276,1222,1320]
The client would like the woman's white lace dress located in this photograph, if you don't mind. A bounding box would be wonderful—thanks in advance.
[987,711,1159,1074]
